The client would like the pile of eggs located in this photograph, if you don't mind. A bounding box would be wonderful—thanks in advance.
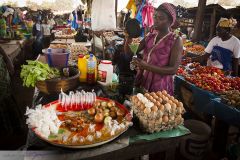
[131,90,185,133]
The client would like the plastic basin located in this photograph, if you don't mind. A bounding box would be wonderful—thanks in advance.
[42,48,69,68]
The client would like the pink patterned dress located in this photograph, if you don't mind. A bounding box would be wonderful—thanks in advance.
[135,31,177,95]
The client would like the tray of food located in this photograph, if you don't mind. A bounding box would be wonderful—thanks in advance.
[185,44,205,57]
[26,91,132,148]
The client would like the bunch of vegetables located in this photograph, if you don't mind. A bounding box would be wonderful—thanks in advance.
[20,60,60,87]
[221,90,240,108]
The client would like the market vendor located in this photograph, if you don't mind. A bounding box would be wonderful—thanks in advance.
[42,18,51,48]
[124,3,183,95]
[197,18,240,76]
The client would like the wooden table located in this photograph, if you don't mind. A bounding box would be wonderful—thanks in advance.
[0,40,26,62]
[51,39,67,44]
[24,86,189,160]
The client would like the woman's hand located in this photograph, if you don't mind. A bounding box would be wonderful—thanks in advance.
[132,58,148,70]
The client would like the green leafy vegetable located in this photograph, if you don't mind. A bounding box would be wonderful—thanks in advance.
[58,129,65,134]
[48,134,58,139]
[20,60,60,87]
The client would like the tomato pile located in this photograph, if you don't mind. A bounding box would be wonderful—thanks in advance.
[177,64,240,93]
[185,44,205,56]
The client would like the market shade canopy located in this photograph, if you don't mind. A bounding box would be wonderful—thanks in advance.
[0,0,84,13]
[152,0,240,8]
[118,0,240,10]
[1,0,240,12]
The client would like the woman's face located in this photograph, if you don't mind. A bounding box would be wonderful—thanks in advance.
[216,27,230,38]
[153,10,171,31]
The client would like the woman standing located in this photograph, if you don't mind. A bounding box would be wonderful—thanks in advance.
[42,18,51,48]
[124,3,183,95]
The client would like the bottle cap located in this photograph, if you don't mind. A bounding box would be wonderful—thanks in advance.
[78,54,84,58]
[101,60,112,64]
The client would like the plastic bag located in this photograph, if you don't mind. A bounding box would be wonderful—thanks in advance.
[207,59,223,69]
[91,0,116,31]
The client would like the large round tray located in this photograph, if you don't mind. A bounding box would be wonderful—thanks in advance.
[33,97,131,149]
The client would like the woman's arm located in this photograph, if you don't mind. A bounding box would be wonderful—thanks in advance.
[133,37,183,75]
[232,58,239,76]
[191,53,210,65]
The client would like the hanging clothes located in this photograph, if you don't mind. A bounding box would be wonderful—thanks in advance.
[126,0,137,18]
[142,1,154,28]
[136,0,145,25]
[136,0,145,37]
[71,11,78,30]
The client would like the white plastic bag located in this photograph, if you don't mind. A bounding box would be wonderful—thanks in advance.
[207,59,223,69]
[91,0,116,31]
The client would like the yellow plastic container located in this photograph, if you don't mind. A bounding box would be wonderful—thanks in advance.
[78,54,97,82]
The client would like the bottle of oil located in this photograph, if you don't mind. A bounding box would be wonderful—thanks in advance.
[87,54,96,84]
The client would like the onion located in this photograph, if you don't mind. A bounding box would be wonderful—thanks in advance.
[117,109,125,117]
[95,113,104,123]
[88,108,96,115]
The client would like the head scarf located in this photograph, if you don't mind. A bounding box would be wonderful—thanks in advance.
[158,3,176,27]
[217,17,237,28]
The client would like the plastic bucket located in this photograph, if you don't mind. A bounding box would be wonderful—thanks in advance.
[180,119,211,160]
[43,48,69,68]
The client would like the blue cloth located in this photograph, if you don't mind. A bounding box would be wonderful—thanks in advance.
[71,12,78,29]
[136,0,145,38]
[136,0,144,26]
[211,46,233,71]
[174,76,240,127]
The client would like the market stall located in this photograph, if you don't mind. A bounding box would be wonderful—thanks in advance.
[0,38,34,65]
[23,86,190,160]
[0,0,239,159]
[176,61,240,156]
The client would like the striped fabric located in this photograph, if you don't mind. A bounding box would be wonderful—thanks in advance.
[160,3,176,27]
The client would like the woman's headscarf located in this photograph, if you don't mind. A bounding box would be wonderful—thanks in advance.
[217,17,237,28]
[158,3,176,27]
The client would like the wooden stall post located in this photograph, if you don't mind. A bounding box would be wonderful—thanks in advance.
[101,33,105,59]
[192,0,207,42]
[115,0,118,26]
[209,8,216,40]
[92,31,96,54]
